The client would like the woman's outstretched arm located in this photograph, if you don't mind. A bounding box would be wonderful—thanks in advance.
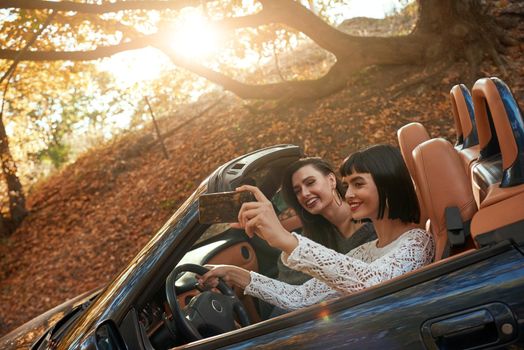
[282,229,434,294]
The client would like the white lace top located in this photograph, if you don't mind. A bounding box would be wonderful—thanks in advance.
[244,228,434,310]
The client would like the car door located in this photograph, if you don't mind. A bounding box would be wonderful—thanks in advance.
[175,240,524,349]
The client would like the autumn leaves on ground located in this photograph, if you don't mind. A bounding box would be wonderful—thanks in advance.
[1,16,523,339]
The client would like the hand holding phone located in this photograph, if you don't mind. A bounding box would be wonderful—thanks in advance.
[198,191,256,224]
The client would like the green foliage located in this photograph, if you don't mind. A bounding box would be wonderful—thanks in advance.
[36,142,70,168]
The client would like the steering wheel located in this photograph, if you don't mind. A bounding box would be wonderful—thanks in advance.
[164,263,251,341]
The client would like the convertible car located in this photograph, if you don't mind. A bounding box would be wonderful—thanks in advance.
[1,77,523,350]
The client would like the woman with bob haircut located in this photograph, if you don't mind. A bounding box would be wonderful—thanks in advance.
[199,144,435,311]
[339,144,421,225]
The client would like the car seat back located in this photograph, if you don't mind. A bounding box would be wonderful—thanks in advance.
[471,77,524,208]
[413,138,477,260]
[469,77,524,246]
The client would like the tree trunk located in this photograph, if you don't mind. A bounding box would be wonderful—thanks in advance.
[0,114,27,229]
[413,0,514,81]
[0,213,11,238]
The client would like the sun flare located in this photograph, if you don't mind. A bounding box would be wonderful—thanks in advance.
[98,48,170,87]
[169,11,221,59]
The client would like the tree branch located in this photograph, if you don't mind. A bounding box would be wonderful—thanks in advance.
[216,0,351,57]
[1,11,56,83]
[0,0,437,101]
[0,34,159,61]
[0,0,203,13]
[156,43,349,100]
[218,0,427,64]
[48,13,145,40]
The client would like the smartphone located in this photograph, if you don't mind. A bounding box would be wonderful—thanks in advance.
[198,191,256,224]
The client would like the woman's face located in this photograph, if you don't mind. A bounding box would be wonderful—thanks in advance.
[291,164,337,215]
[342,171,380,220]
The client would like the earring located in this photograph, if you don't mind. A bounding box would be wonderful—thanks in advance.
[332,188,342,207]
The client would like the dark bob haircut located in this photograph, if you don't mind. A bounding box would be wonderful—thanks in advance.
[339,144,420,223]
[281,157,347,249]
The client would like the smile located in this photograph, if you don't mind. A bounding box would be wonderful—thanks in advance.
[305,197,319,208]
[349,201,361,211]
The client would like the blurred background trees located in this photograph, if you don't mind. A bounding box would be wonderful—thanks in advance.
[0,0,519,235]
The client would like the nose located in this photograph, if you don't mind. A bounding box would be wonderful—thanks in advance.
[295,187,304,200]
[345,187,354,202]
[300,186,311,197]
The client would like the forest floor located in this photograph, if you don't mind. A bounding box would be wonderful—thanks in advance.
[0,4,523,336]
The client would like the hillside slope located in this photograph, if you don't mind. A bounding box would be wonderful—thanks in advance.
[0,8,523,335]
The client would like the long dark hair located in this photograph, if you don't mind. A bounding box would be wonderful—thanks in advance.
[339,144,420,223]
[281,157,347,249]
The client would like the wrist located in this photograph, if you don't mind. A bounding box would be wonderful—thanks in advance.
[232,267,251,289]
[270,230,298,255]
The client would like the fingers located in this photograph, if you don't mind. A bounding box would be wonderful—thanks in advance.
[231,220,255,238]
[238,206,261,228]
[244,216,261,238]
[235,185,269,203]
[198,266,221,288]
[238,202,270,227]
[198,275,219,288]
[198,265,234,288]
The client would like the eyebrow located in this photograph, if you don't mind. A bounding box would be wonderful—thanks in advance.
[293,176,315,190]
[349,175,366,183]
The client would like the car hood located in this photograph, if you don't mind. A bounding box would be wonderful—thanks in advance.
[0,289,99,350]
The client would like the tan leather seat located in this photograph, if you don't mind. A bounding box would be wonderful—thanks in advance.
[469,77,524,244]
[413,138,478,260]
[397,122,430,227]
[450,84,480,174]
[470,77,524,208]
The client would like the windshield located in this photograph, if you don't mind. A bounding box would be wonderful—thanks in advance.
[33,298,94,350]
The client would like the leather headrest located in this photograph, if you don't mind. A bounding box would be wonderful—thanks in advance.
[397,122,430,178]
[450,84,478,149]
[471,78,501,160]
[397,122,431,228]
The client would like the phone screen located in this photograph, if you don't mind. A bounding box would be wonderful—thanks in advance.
[198,191,256,224]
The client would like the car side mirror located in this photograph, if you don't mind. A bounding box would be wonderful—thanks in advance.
[95,320,126,350]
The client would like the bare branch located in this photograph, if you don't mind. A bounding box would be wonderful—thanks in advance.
[261,0,352,56]
[156,43,350,100]
[48,13,145,39]
[217,0,352,56]
[0,35,159,61]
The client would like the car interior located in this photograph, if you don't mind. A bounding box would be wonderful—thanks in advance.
[122,77,524,349]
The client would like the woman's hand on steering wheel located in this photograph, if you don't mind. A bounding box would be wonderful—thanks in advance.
[198,264,251,290]
[165,263,251,342]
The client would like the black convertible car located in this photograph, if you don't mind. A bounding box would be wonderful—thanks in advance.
[1,77,523,350]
